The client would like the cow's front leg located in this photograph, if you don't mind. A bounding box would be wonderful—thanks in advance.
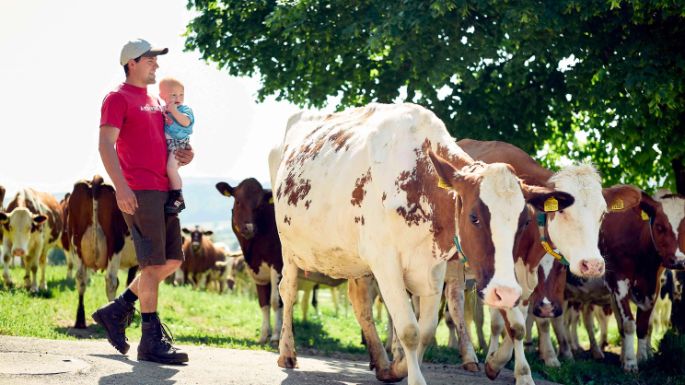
[277,254,299,369]
[256,282,272,344]
[611,286,637,372]
[485,309,515,381]
[38,250,48,291]
[270,267,283,342]
[536,316,560,367]
[2,246,13,288]
[636,305,655,362]
[27,258,38,292]
[445,261,479,371]
[552,314,573,360]
[348,276,401,382]
[582,304,604,360]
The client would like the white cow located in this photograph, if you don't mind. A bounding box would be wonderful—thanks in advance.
[269,103,574,385]
[0,189,62,292]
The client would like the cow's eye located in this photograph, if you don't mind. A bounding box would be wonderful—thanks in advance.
[469,214,480,225]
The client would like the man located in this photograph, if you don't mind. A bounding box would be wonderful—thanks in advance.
[93,38,193,364]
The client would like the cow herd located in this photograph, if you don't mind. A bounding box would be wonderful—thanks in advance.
[1,102,684,385]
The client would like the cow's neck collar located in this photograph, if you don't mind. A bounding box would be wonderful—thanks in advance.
[536,211,569,266]
[453,235,468,265]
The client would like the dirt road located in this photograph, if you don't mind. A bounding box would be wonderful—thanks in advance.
[0,335,558,385]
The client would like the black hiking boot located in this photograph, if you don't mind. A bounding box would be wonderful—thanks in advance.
[137,317,189,364]
[92,297,135,354]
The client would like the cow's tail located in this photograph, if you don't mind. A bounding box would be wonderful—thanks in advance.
[91,175,107,270]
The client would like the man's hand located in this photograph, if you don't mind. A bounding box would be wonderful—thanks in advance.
[175,145,194,166]
[116,184,138,215]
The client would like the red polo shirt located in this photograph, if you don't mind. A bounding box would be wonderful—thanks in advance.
[100,83,169,191]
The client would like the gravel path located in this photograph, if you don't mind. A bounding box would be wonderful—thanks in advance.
[0,335,559,385]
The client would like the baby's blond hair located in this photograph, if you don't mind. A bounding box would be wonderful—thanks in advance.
[159,77,184,92]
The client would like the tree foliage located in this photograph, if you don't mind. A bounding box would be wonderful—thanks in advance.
[185,0,685,191]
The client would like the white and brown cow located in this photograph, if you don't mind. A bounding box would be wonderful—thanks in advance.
[66,176,138,328]
[269,103,575,385]
[556,192,679,371]
[456,139,640,382]
[0,188,62,292]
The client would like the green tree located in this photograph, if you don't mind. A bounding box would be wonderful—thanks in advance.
[185,0,685,191]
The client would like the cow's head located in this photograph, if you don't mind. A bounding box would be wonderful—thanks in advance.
[640,192,680,269]
[216,179,272,241]
[181,226,213,253]
[654,191,685,267]
[544,166,642,278]
[429,150,574,309]
[530,254,567,318]
[0,207,47,256]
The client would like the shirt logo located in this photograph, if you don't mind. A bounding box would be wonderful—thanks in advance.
[140,105,163,112]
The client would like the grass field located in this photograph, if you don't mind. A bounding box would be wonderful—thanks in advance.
[0,264,683,385]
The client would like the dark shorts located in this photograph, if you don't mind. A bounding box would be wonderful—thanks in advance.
[123,190,184,268]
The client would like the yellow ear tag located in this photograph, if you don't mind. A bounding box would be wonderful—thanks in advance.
[269,197,274,204]
[641,210,649,221]
[437,177,450,190]
[543,197,559,212]
[222,191,232,197]
[610,198,624,211]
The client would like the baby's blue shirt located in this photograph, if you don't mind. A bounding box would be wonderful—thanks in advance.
[165,104,194,139]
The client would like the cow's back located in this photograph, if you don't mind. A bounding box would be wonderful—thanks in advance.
[270,103,462,281]
[458,139,553,186]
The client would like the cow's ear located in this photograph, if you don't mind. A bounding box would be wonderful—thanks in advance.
[638,192,660,219]
[216,182,234,197]
[522,184,575,212]
[33,214,47,225]
[182,227,191,234]
[204,230,214,236]
[0,212,7,223]
[603,184,641,212]
[428,150,473,192]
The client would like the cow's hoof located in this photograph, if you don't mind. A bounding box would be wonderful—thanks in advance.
[591,348,605,360]
[623,361,638,373]
[258,335,269,345]
[278,355,298,369]
[485,361,501,380]
[515,374,535,385]
[74,321,87,329]
[462,361,480,372]
[376,366,405,383]
[544,357,561,367]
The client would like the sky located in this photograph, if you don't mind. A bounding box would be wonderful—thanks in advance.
[0,0,322,199]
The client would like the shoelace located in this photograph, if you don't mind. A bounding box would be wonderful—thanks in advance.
[159,322,179,351]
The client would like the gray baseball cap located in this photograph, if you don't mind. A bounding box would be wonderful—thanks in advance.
[120,38,168,66]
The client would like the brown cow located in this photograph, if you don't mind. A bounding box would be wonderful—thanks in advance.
[216,178,284,344]
[66,176,138,328]
[175,226,221,290]
[0,188,62,292]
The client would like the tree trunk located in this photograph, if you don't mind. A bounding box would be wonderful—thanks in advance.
[671,157,685,334]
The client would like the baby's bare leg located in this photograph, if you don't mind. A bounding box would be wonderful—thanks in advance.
[167,151,182,190]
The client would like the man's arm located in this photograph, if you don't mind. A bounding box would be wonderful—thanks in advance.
[174,145,194,167]
[99,125,138,215]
